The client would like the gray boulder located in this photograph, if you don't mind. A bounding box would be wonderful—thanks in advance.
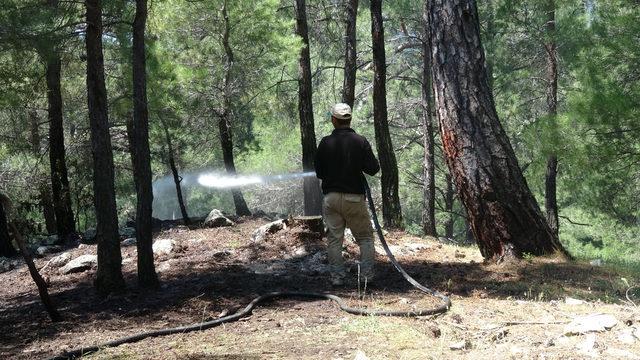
[60,254,97,274]
[0,257,19,273]
[82,229,97,244]
[49,252,73,268]
[251,219,288,243]
[43,235,59,246]
[36,245,62,257]
[153,239,177,255]
[119,227,136,239]
[121,237,137,247]
[204,209,235,228]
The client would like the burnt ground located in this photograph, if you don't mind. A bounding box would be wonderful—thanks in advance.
[1,217,639,359]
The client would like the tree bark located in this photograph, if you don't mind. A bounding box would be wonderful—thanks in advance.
[85,0,125,294]
[294,0,323,216]
[428,0,569,260]
[131,0,159,288]
[30,110,57,235]
[159,116,190,224]
[341,0,358,107]
[544,0,559,236]
[370,0,402,229]
[220,1,251,217]
[421,0,437,237]
[0,196,17,257]
[444,173,455,239]
[46,52,76,241]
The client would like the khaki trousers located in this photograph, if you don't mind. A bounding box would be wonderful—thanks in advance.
[322,192,375,281]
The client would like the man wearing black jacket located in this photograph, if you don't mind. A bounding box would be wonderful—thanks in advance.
[314,103,380,286]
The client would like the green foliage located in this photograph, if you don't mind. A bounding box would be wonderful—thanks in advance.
[0,0,637,274]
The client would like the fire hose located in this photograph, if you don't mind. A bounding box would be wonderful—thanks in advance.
[50,178,450,359]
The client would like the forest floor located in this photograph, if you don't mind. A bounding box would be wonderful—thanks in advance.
[1,217,639,360]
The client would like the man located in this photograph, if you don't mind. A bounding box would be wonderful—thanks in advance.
[314,103,380,286]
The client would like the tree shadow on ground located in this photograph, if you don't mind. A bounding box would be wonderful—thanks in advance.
[0,227,631,358]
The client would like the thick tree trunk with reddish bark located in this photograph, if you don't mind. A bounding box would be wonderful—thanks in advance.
[46,52,76,241]
[131,0,159,288]
[428,0,569,260]
[421,0,437,237]
[295,0,323,216]
[544,0,559,236]
[85,0,125,294]
[220,1,251,217]
[341,0,358,107]
[370,0,403,229]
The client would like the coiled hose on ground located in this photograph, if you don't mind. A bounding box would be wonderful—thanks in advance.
[50,179,451,359]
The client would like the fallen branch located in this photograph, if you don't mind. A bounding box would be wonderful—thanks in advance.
[9,222,62,322]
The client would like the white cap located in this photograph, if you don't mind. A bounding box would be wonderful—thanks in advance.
[330,103,352,120]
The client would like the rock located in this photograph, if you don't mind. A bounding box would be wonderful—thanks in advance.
[576,333,597,355]
[300,251,329,274]
[60,255,97,274]
[618,329,637,344]
[204,209,235,228]
[353,350,370,360]
[252,219,288,243]
[157,262,171,273]
[590,259,604,266]
[0,257,17,273]
[153,239,177,255]
[36,245,62,257]
[449,340,471,350]
[565,314,618,335]
[43,235,59,246]
[605,348,639,359]
[454,251,466,258]
[49,252,73,268]
[119,227,136,239]
[121,238,137,247]
[82,229,97,244]
[212,249,233,259]
[565,297,585,305]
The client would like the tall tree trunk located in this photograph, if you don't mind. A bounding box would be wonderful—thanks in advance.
[46,51,76,242]
[341,0,358,107]
[159,116,190,224]
[421,0,437,237]
[131,0,158,288]
[30,111,57,234]
[0,196,17,257]
[544,0,559,236]
[444,173,455,239]
[85,0,125,294]
[220,1,251,217]
[370,0,402,229]
[294,0,322,216]
[427,0,569,260]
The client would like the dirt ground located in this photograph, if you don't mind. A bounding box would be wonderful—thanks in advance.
[1,217,639,360]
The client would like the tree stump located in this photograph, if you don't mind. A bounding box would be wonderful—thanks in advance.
[292,215,324,234]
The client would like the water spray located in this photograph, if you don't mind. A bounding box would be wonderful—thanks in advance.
[196,171,316,189]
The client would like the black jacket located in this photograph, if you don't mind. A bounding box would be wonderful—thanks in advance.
[314,128,380,194]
